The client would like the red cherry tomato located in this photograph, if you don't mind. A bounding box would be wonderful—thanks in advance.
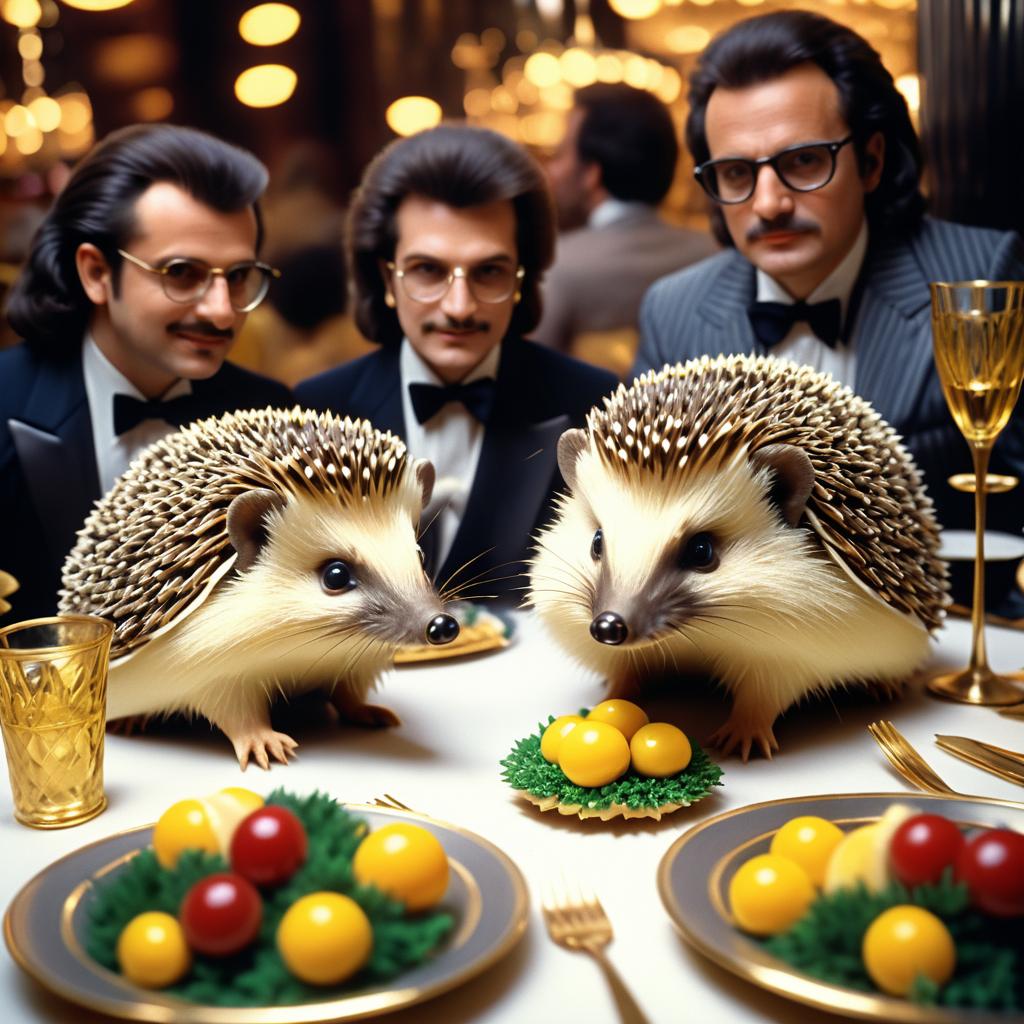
[179,873,263,956]
[955,828,1024,917]
[889,814,965,888]
[230,806,308,886]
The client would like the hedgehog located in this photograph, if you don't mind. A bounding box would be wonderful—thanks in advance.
[529,355,949,761]
[59,407,459,770]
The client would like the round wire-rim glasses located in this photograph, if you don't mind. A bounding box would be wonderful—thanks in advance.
[117,249,280,312]
[387,260,525,304]
[694,135,855,205]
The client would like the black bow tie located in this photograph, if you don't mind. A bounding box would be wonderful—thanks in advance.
[747,297,843,350]
[113,392,202,436]
[408,378,496,425]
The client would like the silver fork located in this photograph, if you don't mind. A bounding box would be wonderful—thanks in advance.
[541,880,651,1024]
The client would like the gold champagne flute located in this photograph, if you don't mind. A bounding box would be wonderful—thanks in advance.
[929,280,1024,704]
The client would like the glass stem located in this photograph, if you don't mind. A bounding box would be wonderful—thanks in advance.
[968,443,992,674]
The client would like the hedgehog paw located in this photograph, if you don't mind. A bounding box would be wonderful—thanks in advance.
[106,714,154,737]
[335,702,401,729]
[708,717,779,762]
[231,729,299,772]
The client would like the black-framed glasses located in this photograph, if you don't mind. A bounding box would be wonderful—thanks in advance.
[387,259,525,304]
[117,249,280,312]
[694,135,855,205]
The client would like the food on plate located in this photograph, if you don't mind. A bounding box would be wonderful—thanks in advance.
[861,905,956,996]
[152,788,265,868]
[503,703,723,821]
[87,790,454,1004]
[727,854,815,936]
[769,816,843,888]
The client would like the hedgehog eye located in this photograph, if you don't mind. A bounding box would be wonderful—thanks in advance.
[680,532,716,571]
[591,528,603,560]
[321,560,356,593]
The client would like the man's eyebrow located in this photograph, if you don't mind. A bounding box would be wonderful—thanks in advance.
[399,251,515,264]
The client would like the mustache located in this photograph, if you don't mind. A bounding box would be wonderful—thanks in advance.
[423,317,488,335]
[746,215,820,242]
[167,321,234,340]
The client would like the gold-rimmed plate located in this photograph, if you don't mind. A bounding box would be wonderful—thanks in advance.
[4,804,528,1023]
[658,792,1024,1023]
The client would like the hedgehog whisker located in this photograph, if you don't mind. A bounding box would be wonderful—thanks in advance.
[441,568,526,602]
[435,547,498,596]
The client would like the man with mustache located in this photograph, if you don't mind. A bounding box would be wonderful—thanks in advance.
[0,124,292,623]
[297,125,616,603]
[633,10,1024,615]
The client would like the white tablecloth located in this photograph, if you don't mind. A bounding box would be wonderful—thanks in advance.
[2,613,1024,1024]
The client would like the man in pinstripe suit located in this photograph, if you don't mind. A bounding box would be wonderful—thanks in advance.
[633,10,1024,615]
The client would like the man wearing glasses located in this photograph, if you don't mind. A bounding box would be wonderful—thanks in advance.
[633,10,1024,615]
[0,124,292,623]
[297,124,616,603]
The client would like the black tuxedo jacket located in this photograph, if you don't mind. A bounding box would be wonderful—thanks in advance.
[296,339,617,604]
[0,342,293,624]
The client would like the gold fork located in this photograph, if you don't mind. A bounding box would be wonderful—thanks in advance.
[369,793,413,811]
[867,720,961,796]
[541,881,651,1024]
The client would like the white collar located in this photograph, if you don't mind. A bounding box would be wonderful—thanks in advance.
[400,338,501,387]
[756,219,869,323]
[587,198,651,231]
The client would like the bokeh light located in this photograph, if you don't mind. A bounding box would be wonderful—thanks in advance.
[234,64,297,107]
[385,95,442,136]
[2,0,41,29]
[27,95,60,131]
[607,0,661,19]
[238,3,300,46]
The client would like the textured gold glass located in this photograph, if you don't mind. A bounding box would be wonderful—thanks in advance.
[929,281,1024,705]
[0,616,113,828]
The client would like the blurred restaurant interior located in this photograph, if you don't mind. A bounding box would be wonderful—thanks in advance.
[0,0,1020,377]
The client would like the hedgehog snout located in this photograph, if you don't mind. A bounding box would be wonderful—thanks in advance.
[425,613,459,646]
[590,611,628,645]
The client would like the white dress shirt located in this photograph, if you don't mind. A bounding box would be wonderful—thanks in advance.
[756,219,868,389]
[82,336,192,494]
[399,340,500,572]
[588,197,650,230]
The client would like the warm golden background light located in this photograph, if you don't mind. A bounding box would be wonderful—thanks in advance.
[234,64,298,108]
[385,96,442,137]
[238,3,300,47]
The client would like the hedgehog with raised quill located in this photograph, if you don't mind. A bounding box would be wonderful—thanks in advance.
[530,355,948,760]
[60,408,458,770]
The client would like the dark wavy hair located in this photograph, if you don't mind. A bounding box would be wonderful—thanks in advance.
[6,123,268,352]
[686,10,925,246]
[348,124,555,347]
[575,83,678,206]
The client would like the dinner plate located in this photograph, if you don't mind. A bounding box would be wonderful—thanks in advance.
[658,792,1024,1023]
[4,804,528,1023]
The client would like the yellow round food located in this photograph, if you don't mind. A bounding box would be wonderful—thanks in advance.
[540,715,584,763]
[862,906,955,996]
[352,823,449,911]
[629,723,691,777]
[116,912,191,988]
[585,699,649,741]
[218,787,264,812]
[728,854,815,936]
[277,892,373,986]
[770,815,844,887]
[558,720,631,787]
[152,798,219,868]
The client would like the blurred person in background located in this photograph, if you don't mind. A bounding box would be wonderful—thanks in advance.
[533,83,717,373]
[0,123,292,624]
[633,9,1024,617]
[297,124,616,604]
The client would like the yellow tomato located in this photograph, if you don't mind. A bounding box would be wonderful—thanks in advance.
[540,715,584,763]
[558,720,631,787]
[585,699,649,741]
[728,854,815,936]
[277,892,373,986]
[353,823,449,911]
[218,787,264,812]
[862,905,956,997]
[152,798,219,868]
[770,816,844,888]
[116,912,191,988]
[629,723,691,777]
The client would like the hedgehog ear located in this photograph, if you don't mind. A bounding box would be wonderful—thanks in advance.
[749,444,815,527]
[557,429,588,492]
[413,459,435,510]
[226,489,287,572]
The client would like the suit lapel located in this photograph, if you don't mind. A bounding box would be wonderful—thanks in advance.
[696,255,762,358]
[355,347,405,437]
[853,234,933,427]
[9,355,100,562]
[437,343,564,595]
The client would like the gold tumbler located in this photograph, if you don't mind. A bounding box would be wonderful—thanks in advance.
[0,615,113,828]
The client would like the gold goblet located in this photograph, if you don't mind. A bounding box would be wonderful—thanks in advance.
[929,280,1024,704]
